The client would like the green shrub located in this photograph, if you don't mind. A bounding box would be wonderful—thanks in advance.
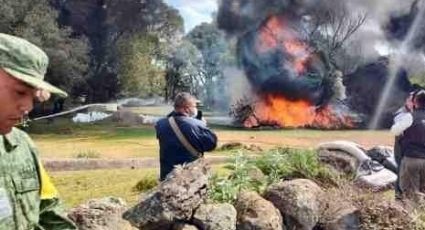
[254,148,339,186]
[208,152,267,203]
[132,175,158,192]
[208,148,341,203]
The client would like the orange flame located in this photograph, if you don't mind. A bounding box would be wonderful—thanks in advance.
[245,16,353,129]
[245,94,353,129]
[256,16,311,74]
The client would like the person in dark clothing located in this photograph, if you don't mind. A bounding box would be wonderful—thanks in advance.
[155,92,217,180]
[391,90,417,199]
[393,90,425,201]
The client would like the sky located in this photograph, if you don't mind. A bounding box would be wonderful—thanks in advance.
[164,0,218,33]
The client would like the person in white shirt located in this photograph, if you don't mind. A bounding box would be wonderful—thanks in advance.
[391,90,425,201]
[391,90,417,199]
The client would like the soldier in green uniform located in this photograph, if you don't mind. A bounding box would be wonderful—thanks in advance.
[0,33,77,229]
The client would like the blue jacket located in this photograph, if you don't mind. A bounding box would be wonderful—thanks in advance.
[155,112,217,180]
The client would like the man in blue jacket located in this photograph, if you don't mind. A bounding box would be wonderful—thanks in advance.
[155,92,217,180]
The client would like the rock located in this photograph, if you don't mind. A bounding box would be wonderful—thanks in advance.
[68,197,133,230]
[192,203,237,230]
[123,159,209,230]
[172,223,199,230]
[321,197,360,230]
[235,191,285,230]
[264,179,324,230]
[359,199,412,229]
[323,207,360,230]
[318,149,358,174]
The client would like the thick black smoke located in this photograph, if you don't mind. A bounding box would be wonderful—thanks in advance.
[217,0,335,35]
[218,0,338,105]
[237,18,330,104]
[385,0,425,52]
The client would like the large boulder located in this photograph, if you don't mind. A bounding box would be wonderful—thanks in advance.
[318,149,358,174]
[68,197,133,230]
[123,159,209,230]
[192,203,237,230]
[235,191,285,230]
[264,179,324,230]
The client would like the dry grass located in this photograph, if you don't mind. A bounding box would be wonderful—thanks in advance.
[51,168,158,208]
[217,129,394,150]
[51,165,231,208]
[29,118,395,159]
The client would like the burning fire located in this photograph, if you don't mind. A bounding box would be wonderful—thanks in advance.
[256,16,311,74]
[244,95,353,129]
[238,15,353,129]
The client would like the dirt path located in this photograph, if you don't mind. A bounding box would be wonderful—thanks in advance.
[42,156,230,171]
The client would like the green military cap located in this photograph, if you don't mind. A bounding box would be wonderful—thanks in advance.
[0,33,67,97]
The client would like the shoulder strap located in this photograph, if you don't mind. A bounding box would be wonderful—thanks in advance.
[168,116,202,158]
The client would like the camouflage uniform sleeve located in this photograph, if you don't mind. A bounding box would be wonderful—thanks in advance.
[36,163,77,230]
[21,131,77,230]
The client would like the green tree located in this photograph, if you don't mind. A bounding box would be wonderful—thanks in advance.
[82,0,183,101]
[104,0,184,42]
[165,40,204,100]
[187,23,230,109]
[0,0,89,96]
[117,34,166,97]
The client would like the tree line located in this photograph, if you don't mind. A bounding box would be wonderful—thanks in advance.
[0,0,233,110]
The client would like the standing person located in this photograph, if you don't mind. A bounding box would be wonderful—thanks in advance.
[0,33,76,229]
[391,90,417,199]
[392,90,425,201]
[155,92,217,180]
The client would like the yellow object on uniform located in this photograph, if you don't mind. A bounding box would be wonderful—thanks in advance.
[38,161,59,199]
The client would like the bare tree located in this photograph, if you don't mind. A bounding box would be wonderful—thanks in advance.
[307,3,367,64]
[229,96,260,126]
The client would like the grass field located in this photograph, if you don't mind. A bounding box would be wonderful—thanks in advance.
[25,108,397,208]
[50,165,231,208]
[51,168,158,208]
[27,118,395,159]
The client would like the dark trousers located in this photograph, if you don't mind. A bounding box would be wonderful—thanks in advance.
[394,136,403,199]
[399,156,425,201]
